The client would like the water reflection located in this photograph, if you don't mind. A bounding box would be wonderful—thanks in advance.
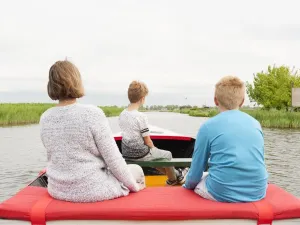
[263,128,300,193]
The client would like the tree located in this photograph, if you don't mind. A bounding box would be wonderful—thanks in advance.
[246,65,300,110]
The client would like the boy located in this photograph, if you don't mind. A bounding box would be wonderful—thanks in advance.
[119,80,187,186]
[183,76,268,202]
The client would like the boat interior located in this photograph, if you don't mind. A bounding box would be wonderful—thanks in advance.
[28,137,196,188]
[115,137,195,158]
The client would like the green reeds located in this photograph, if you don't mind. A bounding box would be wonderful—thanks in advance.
[0,103,124,126]
[181,107,300,128]
[243,109,300,129]
[1,104,299,128]
[188,108,219,117]
[0,103,54,126]
[99,106,125,117]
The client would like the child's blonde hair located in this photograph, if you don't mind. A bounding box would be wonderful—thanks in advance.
[128,80,149,103]
[215,76,245,110]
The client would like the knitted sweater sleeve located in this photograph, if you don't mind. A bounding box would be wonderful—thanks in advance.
[89,107,140,192]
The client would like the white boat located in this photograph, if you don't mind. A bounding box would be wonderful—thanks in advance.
[1,126,300,225]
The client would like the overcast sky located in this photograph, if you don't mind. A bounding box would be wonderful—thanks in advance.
[1,0,300,106]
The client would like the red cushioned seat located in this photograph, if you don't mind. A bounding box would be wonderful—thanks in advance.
[0,184,300,224]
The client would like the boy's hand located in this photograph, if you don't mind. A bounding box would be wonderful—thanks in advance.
[137,178,146,191]
[182,183,193,190]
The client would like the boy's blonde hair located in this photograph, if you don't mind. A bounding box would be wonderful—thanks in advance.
[47,60,84,100]
[128,80,149,103]
[215,76,245,110]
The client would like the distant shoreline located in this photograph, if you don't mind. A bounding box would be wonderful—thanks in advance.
[0,103,299,129]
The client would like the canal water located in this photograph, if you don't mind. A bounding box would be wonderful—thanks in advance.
[1,112,299,202]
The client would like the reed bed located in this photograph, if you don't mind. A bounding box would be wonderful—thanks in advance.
[100,106,125,117]
[187,108,219,118]
[244,109,300,129]
[0,103,124,126]
[180,107,300,129]
[0,103,54,126]
[1,104,299,128]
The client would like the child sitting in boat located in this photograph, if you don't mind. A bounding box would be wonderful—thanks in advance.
[184,76,268,202]
[119,80,188,186]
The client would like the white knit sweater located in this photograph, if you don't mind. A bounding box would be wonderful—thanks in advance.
[40,103,139,202]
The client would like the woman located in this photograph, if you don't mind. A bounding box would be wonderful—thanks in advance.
[40,60,145,203]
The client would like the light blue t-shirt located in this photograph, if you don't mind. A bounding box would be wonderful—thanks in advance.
[184,110,268,203]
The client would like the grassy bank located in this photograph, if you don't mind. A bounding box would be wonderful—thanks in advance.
[0,103,54,126]
[1,103,299,128]
[244,110,300,129]
[100,106,124,117]
[185,108,219,117]
[0,103,124,126]
[179,107,300,129]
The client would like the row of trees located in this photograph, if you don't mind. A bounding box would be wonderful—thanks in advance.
[122,66,299,111]
[140,105,203,111]
[246,65,300,110]
[143,65,300,111]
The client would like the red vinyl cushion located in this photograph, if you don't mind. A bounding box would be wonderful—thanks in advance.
[0,184,300,222]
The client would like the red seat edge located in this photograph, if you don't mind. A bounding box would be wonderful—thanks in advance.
[1,185,300,223]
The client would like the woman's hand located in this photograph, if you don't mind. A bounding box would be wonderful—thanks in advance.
[127,164,146,192]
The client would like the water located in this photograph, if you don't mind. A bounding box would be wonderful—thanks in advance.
[1,112,300,202]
